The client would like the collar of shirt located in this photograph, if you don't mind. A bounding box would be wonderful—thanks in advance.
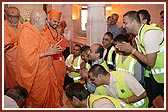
[92,58,104,66]
[137,24,144,40]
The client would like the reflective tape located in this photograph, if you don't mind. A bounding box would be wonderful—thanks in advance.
[151,68,164,74]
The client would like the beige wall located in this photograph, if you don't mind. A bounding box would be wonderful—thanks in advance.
[107,4,164,27]
[8,4,43,22]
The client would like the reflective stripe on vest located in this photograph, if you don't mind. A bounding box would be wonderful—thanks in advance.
[67,54,82,81]
[137,24,164,83]
[151,68,164,75]
[132,98,145,107]
[112,71,148,108]
[115,54,137,75]
[107,46,116,65]
[73,76,81,81]
[89,94,134,108]
[73,56,82,69]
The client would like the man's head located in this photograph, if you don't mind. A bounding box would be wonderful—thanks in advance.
[47,9,62,29]
[122,11,141,34]
[102,32,113,49]
[30,9,47,31]
[81,46,90,63]
[107,16,112,24]
[65,83,90,108]
[113,34,129,44]
[88,64,108,86]
[113,34,130,53]
[89,44,104,61]
[160,10,164,25]
[5,86,28,108]
[57,20,67,36]
[111,13,119,25]
[137,9,151,25]
[6,6,20,27]
[72,44,81,57]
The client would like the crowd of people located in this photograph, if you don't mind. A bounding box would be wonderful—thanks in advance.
[4,6,164,109]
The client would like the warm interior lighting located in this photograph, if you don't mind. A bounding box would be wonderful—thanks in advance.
[106,6,112,11]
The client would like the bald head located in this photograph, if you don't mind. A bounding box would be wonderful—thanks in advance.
[6,6,20,15]
[6,6,20,27]
[30,9,46,31]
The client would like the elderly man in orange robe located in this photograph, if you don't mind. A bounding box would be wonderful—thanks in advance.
[16,9,62,108]
[43,9,68,106]
[4,6,23,89]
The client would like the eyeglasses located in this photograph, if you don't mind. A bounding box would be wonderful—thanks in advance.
[7,14,19,19]
[89,77,96,82]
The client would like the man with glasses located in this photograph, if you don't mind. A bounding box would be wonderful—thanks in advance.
[4,6,23,89]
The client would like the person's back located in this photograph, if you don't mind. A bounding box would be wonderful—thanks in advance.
[88,64,148,108]
[65,83,134,108]
[4,86,28,108]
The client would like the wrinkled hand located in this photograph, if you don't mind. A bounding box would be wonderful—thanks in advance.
[115,42,134,53]
[46,45,62,55]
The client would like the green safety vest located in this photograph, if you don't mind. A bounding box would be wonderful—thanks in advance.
[107,46,116,65]
[100,60,109,71]
[89,94,134,108]
[66,54,82,82]
[136,24,164,83]
[95,61,109,95]
[86,62,91,70]
[115,53,137,75]
[112,71,149,108]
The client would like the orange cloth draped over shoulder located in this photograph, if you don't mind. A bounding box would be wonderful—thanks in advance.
[44,26,66,105]
[4,20,23,89]
[16,22,60,108]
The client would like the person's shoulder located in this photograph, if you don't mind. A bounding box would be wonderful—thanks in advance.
[4,95,19,108]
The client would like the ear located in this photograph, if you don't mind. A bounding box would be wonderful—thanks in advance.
[72,96,80,102]
[96,53,100,58]
[97,74,103,80]
[142,19,147,24]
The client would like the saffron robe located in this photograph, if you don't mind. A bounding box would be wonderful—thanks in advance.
[43,26,66,105]
[16,22,60,108]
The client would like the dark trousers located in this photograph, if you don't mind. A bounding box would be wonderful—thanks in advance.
[144,74,164,107]
[63,74,74,90]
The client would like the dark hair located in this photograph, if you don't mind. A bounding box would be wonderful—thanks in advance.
[65,83,90,101]
[5,86,28,106]
[74,44,81,50]
[94,44,104,58]
[160,10,164,15]
[123,11,141,23]
[113,34,129,43]
[81,45,90,53]
[104,32,113,40]
[107,16,111,20]
[88,64,108,77]
[112,13,119,18]
[138,9,151,25]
